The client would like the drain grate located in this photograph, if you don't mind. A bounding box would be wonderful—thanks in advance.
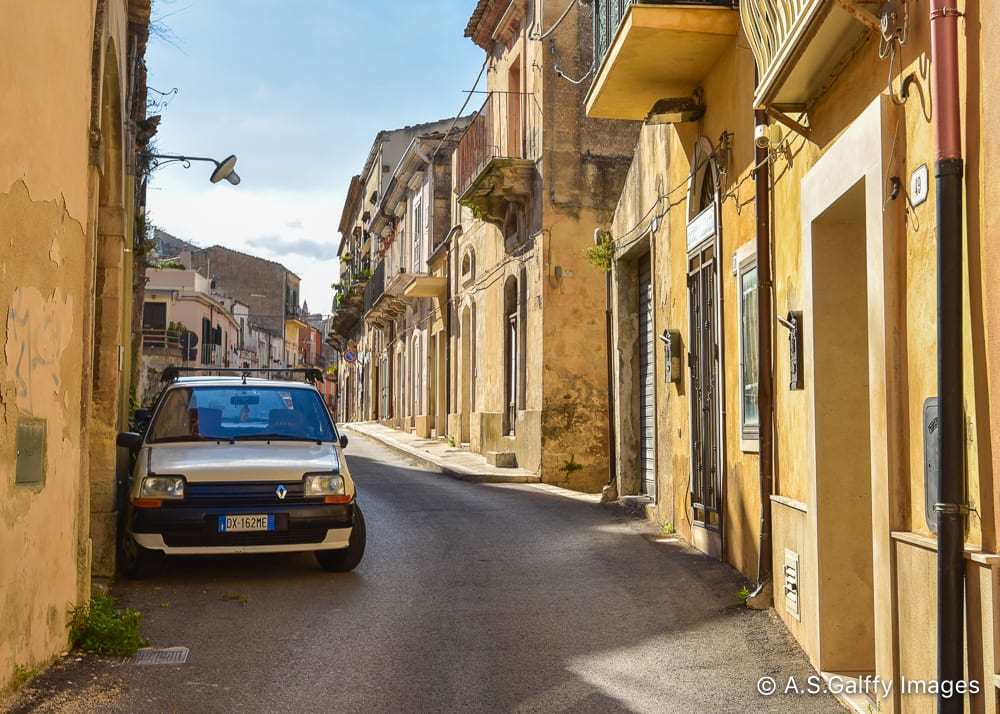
[131,647,190,665]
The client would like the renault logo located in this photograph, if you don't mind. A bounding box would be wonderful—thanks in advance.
[275,484,288,500]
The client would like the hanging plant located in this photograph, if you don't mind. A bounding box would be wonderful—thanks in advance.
[586,230,614,272]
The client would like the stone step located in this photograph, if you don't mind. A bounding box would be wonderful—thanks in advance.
[485,451,517,468]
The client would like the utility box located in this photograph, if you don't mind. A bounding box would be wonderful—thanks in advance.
[923,397,940,533]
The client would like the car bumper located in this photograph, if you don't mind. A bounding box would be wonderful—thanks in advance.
[129,503,354,555]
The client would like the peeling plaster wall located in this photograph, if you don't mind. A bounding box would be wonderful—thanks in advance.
[0,0,135,690]
[0,184,89,688]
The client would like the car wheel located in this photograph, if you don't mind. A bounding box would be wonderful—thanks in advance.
[120,534,164,579]
[315,505,366,572]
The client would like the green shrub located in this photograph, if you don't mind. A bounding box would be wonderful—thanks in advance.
[67,595,147,657]
[585,231,615,272]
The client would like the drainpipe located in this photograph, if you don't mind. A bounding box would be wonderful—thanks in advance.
[930,0,965,710]
[752,109,774,598]
[445,240,452,421]
[603,245,617,491]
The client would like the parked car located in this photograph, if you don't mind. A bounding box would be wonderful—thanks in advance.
[116,371,365,577]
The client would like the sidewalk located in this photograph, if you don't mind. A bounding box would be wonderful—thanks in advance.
[344,421,541,484]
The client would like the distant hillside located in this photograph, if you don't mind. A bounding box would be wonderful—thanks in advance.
[153,228,199,258]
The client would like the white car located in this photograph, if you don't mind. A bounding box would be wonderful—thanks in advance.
[116,370,365,577]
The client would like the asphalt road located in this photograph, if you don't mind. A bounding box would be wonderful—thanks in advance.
[7,432,841,713]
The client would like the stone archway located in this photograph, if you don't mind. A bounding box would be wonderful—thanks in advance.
[87,39,128,578]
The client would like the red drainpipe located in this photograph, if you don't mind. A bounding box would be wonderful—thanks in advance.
[930,0,965,711]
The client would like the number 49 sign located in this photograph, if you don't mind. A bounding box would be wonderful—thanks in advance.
[910,164,929,207]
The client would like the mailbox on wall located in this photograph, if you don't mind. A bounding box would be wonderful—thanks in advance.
[660,329,681,384]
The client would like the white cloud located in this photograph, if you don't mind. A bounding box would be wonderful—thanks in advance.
[147,176,343,312]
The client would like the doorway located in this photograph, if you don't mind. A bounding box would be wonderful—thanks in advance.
[809,179,875,673]
[686,142,724,545]
[460,304,473,443]
[503,276,518,436]
[637,255,655,497]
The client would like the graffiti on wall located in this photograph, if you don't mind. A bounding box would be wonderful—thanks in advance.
[5,286,74,416]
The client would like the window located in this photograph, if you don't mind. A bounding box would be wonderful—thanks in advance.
[737,244,759,449]
[460,247,475,285]
[412,193,424,273]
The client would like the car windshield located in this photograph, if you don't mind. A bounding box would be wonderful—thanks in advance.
[147,385,336,443]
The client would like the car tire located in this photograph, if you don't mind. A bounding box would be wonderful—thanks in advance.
[315,505,366,573]
[120,534,165,579]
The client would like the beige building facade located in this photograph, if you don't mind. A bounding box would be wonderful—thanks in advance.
[591,0,999,710]
[443,0,637,488]
[0,0,152,689]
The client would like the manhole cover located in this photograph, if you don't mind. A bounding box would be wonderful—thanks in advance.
[131,647,189,665]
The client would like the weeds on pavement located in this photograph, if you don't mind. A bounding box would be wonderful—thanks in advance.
[67,595,147,657]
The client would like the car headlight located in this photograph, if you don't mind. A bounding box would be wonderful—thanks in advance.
[304,472,345,497]
[138,475,185,500]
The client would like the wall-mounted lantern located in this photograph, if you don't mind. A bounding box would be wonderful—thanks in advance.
[778,311,803,390]
[146,152,241,185]
[659,329,681,384]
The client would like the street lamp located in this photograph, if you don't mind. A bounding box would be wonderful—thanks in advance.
[146,152,241,185]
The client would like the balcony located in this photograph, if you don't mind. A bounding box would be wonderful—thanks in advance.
[455,91,540,228]
[741,0,874,110]
[362,260,386,315]
[329,275,367,342]
[141,328,183,357]
[586,0,739,121]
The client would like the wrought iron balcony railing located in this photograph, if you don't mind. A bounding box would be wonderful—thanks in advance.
[740,0,808,99]
[593,0,735,72]
[363,260,385,314]
[740,0,871,108]
[454,91,541,199]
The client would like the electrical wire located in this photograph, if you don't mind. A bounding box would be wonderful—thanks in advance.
[554,61,594,85]
[429,56,489,161]
[529,0,580,40]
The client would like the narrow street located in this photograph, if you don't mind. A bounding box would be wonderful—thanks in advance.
[8,433,838,714]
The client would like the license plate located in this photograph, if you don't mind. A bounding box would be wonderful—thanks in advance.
[218,514,274,533]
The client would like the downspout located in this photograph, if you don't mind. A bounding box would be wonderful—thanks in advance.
[603,261,617,493]
[747,108,774,606]
[930,0,966,710]
[445,241,452,420]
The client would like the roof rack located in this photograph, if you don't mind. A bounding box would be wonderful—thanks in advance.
[161,366,325,385]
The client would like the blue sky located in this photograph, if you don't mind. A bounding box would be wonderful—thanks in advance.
[146,0,483,312]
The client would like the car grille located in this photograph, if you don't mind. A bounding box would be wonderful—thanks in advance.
[162,528,329,548]
[175,481,313,508]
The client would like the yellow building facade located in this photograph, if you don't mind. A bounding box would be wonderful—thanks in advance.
[445,0,638,488]
[591,0,998,710]
[0,0,152,689]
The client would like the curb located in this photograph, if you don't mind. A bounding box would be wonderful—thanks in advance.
[343,424,541,485]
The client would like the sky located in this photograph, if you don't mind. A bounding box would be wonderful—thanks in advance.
[145,0,483,313]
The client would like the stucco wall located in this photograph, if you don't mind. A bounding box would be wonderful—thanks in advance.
[0,0,136,689]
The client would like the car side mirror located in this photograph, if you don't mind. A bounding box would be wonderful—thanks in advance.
[339,434,349,449]
[116,432,143,451]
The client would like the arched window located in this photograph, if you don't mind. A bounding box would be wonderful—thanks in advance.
[687,136,719,222]
[460,247,475,285]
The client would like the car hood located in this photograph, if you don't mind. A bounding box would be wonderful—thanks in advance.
[146,442,340,483]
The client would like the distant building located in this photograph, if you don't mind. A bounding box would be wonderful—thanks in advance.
[182,245,301,337]
[137,268,244,404]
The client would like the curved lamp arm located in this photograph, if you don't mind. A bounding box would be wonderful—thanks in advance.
[144,152,241,185]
